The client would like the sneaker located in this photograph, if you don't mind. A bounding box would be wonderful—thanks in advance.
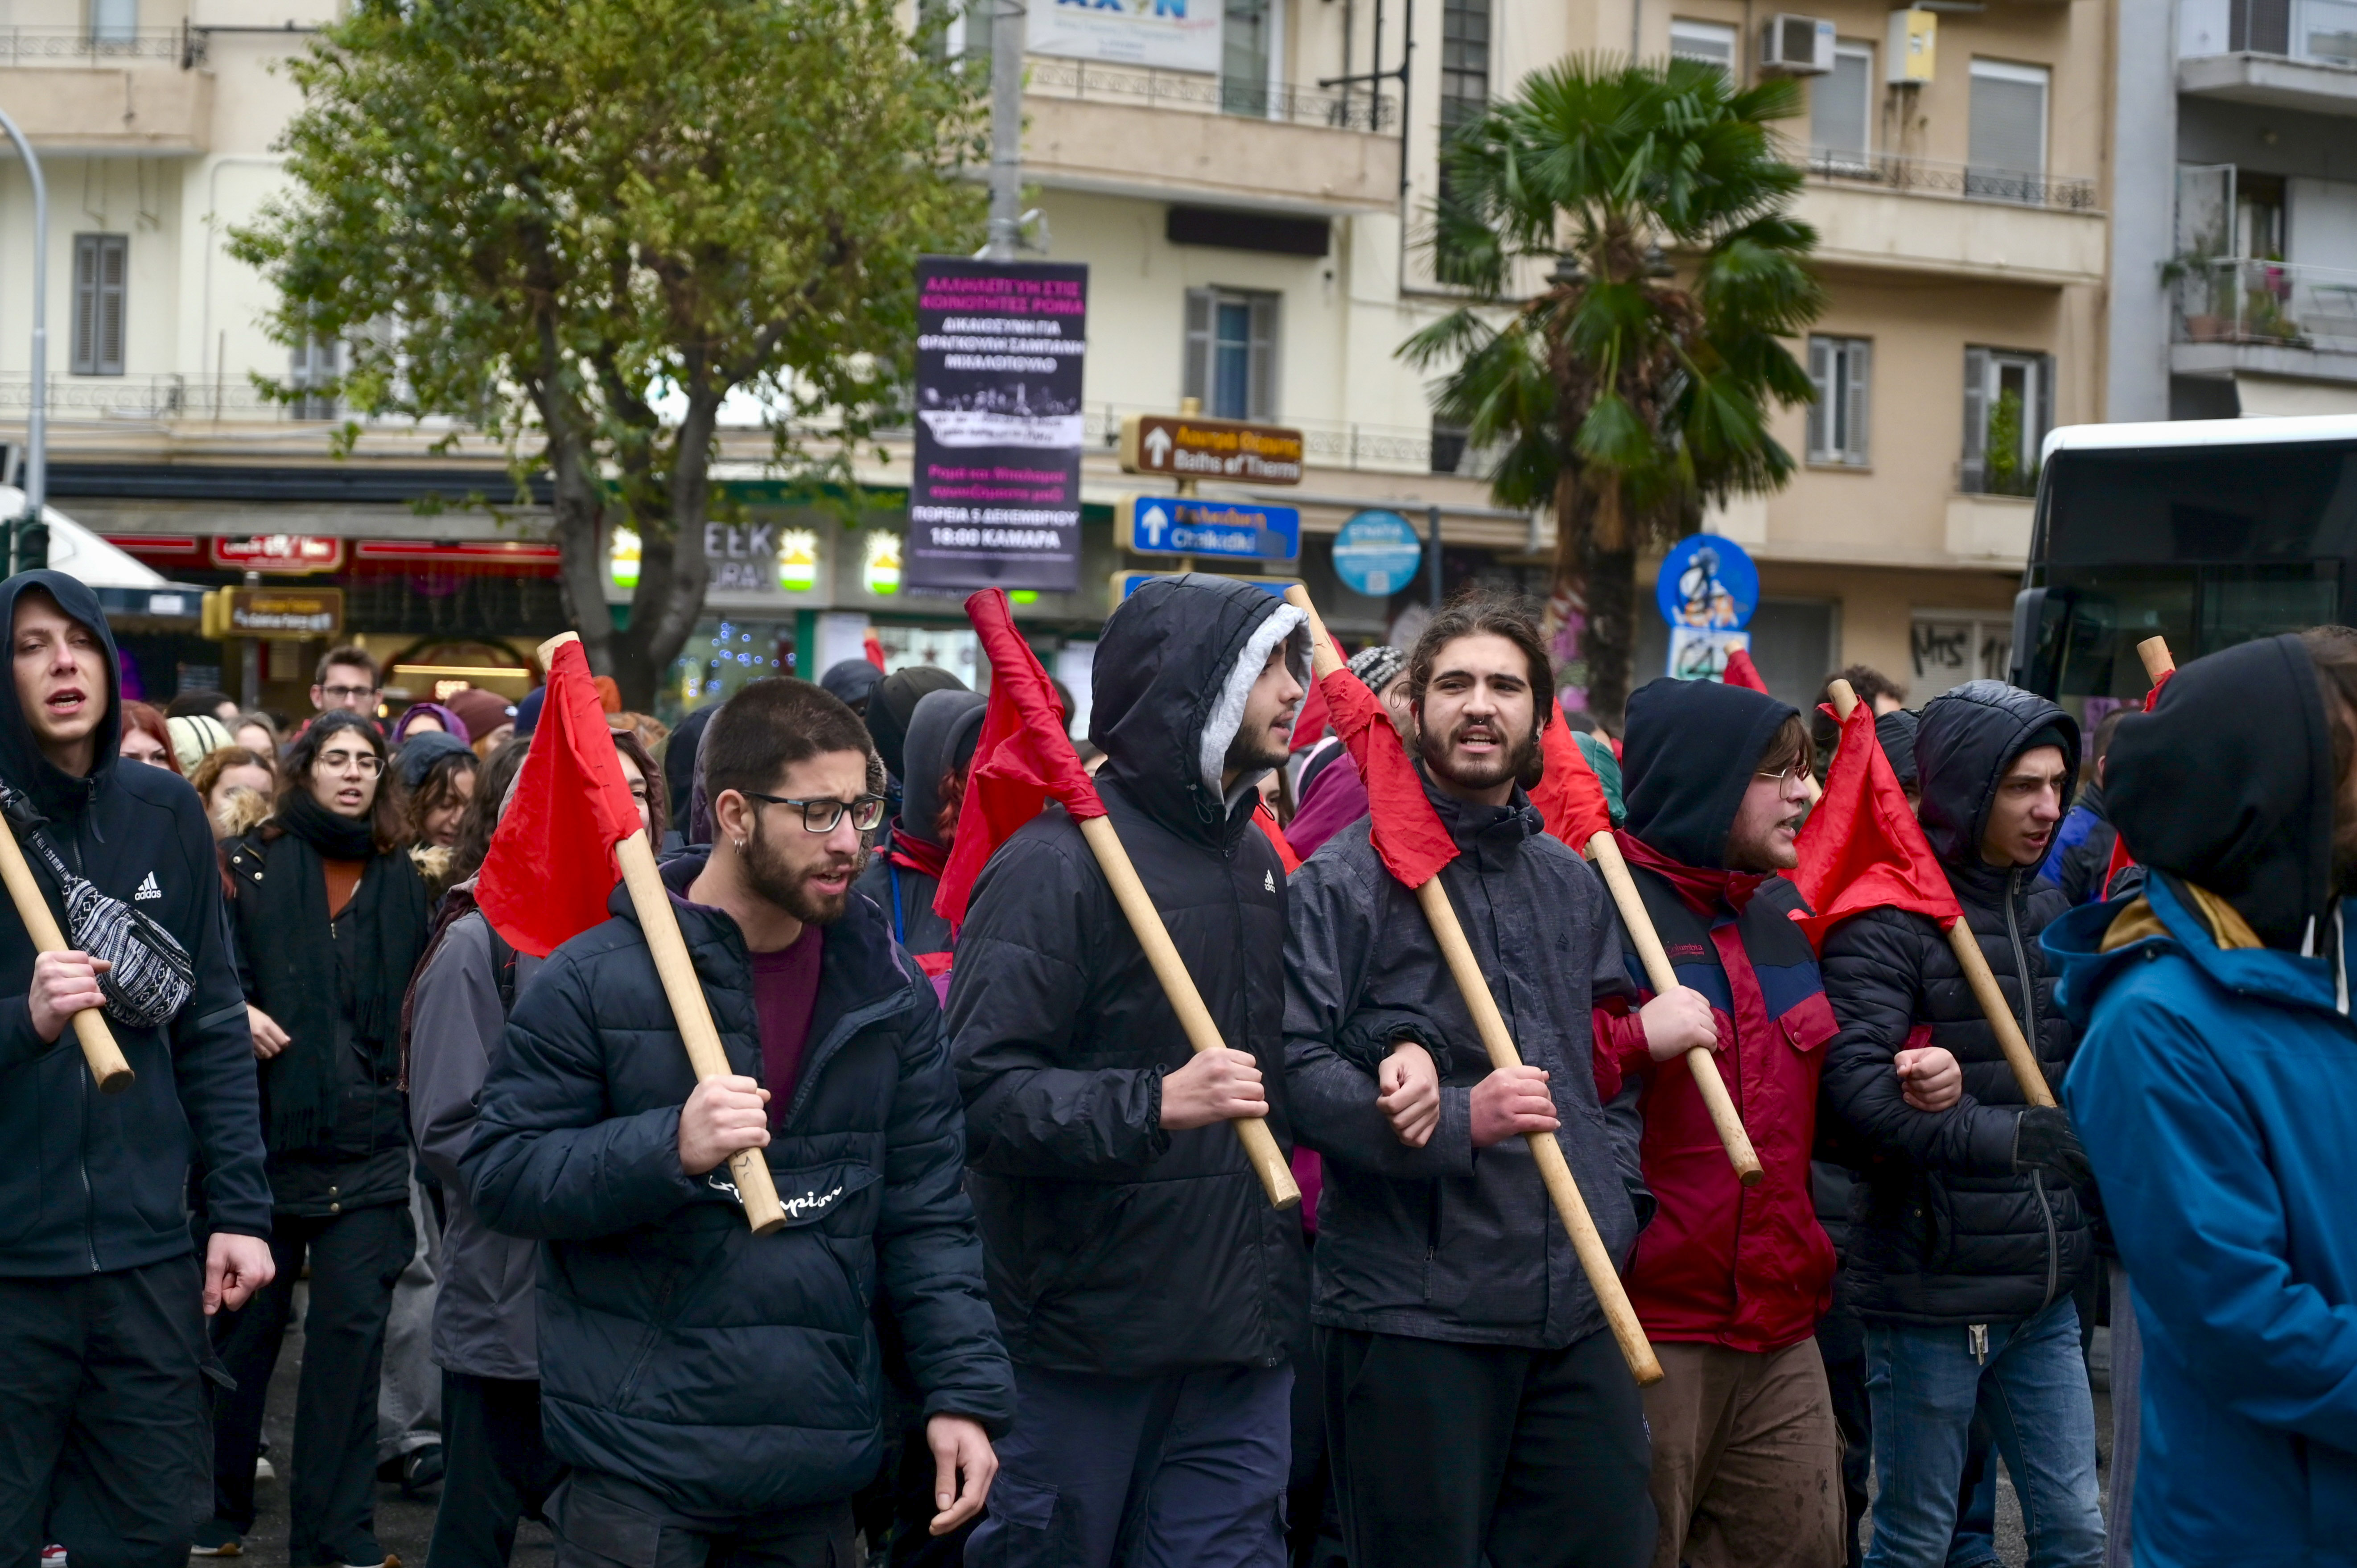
[41,1547,66,1568]
[395,1444,444,1498]
[253,1456,275,1483]
[190,1522,242,1557]
[338,1556,400,1568]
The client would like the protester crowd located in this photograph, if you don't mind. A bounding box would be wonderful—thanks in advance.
[0,564,2349,1568]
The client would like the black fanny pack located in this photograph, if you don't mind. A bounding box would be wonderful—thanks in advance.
[0,779,193,1030]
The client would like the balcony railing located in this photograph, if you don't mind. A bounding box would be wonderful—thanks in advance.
[0,27,198,65]
[1024,56,1396,133]
[2194,0,2357,66]
[0,374,323,420]
[2173,256,2357,354]
[1795,145,2100,213]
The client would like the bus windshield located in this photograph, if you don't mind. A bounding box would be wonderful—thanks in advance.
[2019,435,2357,717]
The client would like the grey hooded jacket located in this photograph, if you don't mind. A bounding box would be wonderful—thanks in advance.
[1284,774,1650,1350]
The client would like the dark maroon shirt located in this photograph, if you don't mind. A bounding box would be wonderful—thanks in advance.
[752,926,824,1126]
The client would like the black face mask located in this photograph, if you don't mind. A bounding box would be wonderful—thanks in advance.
[0,779,192,1029]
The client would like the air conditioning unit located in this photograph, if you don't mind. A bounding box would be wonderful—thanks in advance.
[1759,14,1837,74]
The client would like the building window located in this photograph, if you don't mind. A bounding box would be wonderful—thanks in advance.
[290,335,342,421]
[70,234,127,377]
[89,0,137,45]
[1669,19,1737,79]
[1966,59,2048,201]
[1810,43,1873,170]
[1222,0,1275,117]
[1184,288,1278,420]
[1961,346,2052,497]
[1806,335,1871,466]
[1441,0,1492,143]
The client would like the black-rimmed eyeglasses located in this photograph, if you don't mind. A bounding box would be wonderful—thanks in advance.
[741,791,887,834]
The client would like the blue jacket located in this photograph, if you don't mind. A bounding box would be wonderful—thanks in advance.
[2048,875,2357,1568]
[464,852,1013,1517]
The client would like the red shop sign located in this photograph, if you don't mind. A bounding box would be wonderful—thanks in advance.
[211,535,346,573]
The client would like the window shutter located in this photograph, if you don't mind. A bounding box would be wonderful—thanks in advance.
[1847,339,1871,463]
[1248,293,1277,419]
[2033,353,2054,464]
[1806,337,1830,459]
[1961,346,1989,490]
[1183,289,1210,407]
[97,238,127,376]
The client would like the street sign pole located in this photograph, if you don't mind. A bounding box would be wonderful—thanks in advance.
[1427,503,1442,609]
[984,0,1026,260]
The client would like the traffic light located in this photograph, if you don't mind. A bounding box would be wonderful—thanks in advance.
[1,516,46,575]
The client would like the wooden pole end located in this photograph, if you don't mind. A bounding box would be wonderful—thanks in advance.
[536,630,582,666]
[95,1063,135,1095]
[1827,679,1858,723]
[2137,636,2176,682]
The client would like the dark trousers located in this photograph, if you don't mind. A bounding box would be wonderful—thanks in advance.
[210,1202,413,1566]
[547,1469,854,1568]
[964,1361,1294,1568]
[425,1371,562,1568]
[1319,1325,1655,1568]
[0,1254,211,1568]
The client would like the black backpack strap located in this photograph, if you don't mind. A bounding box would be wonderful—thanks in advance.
[484,922,519,1017]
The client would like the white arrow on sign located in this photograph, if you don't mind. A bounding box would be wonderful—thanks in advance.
[1144,426,1174,467]
[1141,504,1170,548]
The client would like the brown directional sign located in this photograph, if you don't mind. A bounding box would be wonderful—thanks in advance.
[1119,414,1305,485]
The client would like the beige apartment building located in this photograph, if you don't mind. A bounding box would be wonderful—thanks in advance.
[0,0,2114,718]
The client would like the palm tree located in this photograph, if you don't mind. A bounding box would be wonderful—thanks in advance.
[1403,55,1824,722]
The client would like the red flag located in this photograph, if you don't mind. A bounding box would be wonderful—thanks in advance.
[1322,665,1457,889]
[478,639,646,957]
[1789,700,1961,950]
[1254,801,1302,874]
[1722,648,1769,693]
[1529,705,1614,847]
[1287,632,1350,751]
[2099,670,2176,896]
[862,630,886,671]
[933,589,1108,929]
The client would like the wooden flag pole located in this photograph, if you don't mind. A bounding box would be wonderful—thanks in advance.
[1582,831,1765,1187]
[1076,816,1301,1210]
[1286,587,1661,1385]
[542,634,786,1235]
[2138,636,2176,683]
[1827,679,2055,1110]
[0,823,131,1092]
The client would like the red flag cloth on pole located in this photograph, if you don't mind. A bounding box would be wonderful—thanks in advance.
[1722,648,1770,694]
[1254,801,1302,874]
[1322,665,1457,889]
[1529,705,1615,848]
[933,589,1109,930]
[2099,669,2176,897]
[1788,699,1962,951]
[862,630,886,671]
[478,641,646,957]
[1287,633,1351,751]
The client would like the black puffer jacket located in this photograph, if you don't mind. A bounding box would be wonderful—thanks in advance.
[0,571,270,1276]
[1820,680,2093,1325]
[947,573,1310,1377]
[464,853,1012,1516]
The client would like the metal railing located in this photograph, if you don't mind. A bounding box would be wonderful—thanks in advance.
[0,374,323,420]
[0,27,192,65]
[1023,57,1396,132]
[2172,256,2357,354]
[1794,144,2101,213]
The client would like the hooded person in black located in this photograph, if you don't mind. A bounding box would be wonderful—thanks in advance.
[0,570,275,1568]
[950,574,1311,1568]
[852,689,985,975]
[1818,680,2106,1568]
[864,667,967,790]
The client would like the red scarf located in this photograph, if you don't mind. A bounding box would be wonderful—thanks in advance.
[1618,834,1769,918]
[887,832,950,880]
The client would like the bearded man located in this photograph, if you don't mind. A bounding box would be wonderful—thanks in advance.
[1282,594,1656,1568]
[466,677,1012,1568]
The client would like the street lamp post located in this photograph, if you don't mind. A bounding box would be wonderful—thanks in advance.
[984,0,1025,260]
[0,103,45,571]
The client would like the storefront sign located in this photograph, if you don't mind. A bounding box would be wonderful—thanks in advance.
[907,257,1088,593]
[203,587,345,639]
[1332,510,1424,597]
[1113,571,1296,601]
[1656,533,1760,630]
[1119,415,1305,484]
[778,528,820,592]
[1030,0,1221,73]
[211,534,345,573]
[1124,496,1300,561]
[863,531,903,596]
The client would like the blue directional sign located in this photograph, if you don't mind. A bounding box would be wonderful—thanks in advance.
[1113,572,1298,602]
[1125,496,1301,562]
[1332,510,1424,597]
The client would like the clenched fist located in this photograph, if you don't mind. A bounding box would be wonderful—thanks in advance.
[1377,1041,1441,1148]
[1160,1047,1266,1130]
[678,1074,771,1176]
[29,950,110,1043]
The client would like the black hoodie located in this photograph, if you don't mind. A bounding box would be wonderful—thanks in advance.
[2106,634,2334,951]
[852,688,986,959]
[947,574,1311,1376]
[1819,680,2092,1324]
[0,570,270,1276]
[1620,676,1797,869]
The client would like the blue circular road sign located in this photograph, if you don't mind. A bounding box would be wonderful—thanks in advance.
[1333,510,1423,597]
[1655,534,1760,631]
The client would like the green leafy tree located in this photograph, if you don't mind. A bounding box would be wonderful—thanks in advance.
[1403,56,1824,720]
[234,0,986,704]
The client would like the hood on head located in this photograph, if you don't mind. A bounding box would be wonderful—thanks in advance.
[1914,680,2079,868]
[2106,633,2333,951]
[821,658,885,708]
[1875,708,1920,791]
[663,704,713,838]
[1089,574,1309,834]
[395,729,476,793]
[1619,676,1798,869]
[897,688,987,849]
[0,569,120,816]
[866,666,968,782]
[393,700,470,746]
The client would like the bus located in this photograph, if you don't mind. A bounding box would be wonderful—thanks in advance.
[2010,414,2357,724]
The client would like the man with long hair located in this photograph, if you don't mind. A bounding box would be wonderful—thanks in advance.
[1282,593,1654,1568]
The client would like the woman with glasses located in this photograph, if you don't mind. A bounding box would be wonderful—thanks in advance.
[198,710,433,1568]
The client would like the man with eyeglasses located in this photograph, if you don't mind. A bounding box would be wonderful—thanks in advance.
[312,646,383,725]
[1599,677,1961,1568]
[466,676,1011,1568]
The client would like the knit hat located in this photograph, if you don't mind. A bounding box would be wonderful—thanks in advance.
[444,687,517,744]
[1347,644,1406,694]
[165,714,232,774]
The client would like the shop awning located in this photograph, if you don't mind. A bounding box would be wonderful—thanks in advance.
[0,488,206,625]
